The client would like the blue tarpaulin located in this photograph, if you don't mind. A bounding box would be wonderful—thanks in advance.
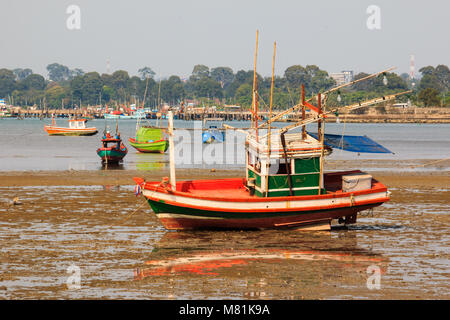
[202,130,225,143]
[308,132,392,153]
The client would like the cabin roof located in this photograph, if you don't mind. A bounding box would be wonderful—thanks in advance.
[246,132,325,159]
[68,119,87,122]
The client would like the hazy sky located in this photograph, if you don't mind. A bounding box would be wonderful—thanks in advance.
[1,0,449,78]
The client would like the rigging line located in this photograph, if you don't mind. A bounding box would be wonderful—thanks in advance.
[255,92,269,122]
[256,92,268,109]
[410,158,450,168]
[114,199,149,225]
[286,85,295,108]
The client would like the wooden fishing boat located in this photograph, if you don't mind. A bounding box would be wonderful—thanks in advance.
[128,77,169,153]
[97,128,128,164]
[44,116,97,136]
[134,169,389,231]
[129,126,169,153]
[134,33,410,231]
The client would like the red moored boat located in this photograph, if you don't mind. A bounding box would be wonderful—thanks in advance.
[134,170,389,230]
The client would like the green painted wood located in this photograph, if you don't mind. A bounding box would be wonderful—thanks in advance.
[268,173,320,190]
[294,157,320,174]
[129,139,169,153]
[247,169,261,188]
[260,188,326,197]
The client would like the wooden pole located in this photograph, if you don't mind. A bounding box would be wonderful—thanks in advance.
[276,90,412,136]
[251,30,259,137]
[318,93,324,195]
[301,84,306,140]
[258,67,397,129]
[280,133,294,196]
[265,41,276,197]
[168,111,176,191]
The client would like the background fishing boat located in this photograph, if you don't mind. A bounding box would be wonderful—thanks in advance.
[128,75,169,153]
[202,118,225,143]
[129,126,169,153]
[44,116,98,136]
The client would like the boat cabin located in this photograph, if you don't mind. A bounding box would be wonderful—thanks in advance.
[102,131,122,148]
[68,119,88,129]
[245,132,331,197]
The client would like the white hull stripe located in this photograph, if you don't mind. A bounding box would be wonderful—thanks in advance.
[143,189,388,212]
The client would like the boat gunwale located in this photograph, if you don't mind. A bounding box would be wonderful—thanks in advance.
[135,171,388,204]
[44,125,97,132]
[145,193,389,214]
[128,137,167,146]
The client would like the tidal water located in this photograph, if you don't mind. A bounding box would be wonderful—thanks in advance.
[0,118,449,171]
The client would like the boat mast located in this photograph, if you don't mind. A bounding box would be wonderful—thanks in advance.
[301,84,306,140]
[168,110,176,191]
[158,76,162,128]
[265,41,276,197]
[251,30,259,140]
[142,76,149,109]
[136,76,149,133]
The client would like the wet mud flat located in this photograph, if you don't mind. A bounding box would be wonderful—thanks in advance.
[0,169,449,299]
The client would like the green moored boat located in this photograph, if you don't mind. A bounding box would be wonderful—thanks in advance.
[129,126,169,153]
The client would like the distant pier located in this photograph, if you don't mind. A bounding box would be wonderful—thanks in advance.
[4,106,450,123]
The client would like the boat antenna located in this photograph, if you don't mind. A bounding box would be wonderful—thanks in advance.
[104,109,107,136]
[158,75,162,127]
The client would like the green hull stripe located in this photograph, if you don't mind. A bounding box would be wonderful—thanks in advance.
[97,150,126,158]
[147,198,360,219]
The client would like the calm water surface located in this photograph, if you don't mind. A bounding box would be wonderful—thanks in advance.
[0,118,449,171]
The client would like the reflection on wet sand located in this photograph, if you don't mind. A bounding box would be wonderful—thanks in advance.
[100,163,125,171]
[134,153,166,171]
[134,230,388,299]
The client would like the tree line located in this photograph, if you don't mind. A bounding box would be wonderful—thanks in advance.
[0,62,448,109]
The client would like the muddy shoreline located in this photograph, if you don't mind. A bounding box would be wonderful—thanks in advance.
[0,164,449,299]
[0,158,449,188]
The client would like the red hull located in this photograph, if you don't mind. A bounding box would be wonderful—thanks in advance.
[136,171,390,230]
[157,204,381,230]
